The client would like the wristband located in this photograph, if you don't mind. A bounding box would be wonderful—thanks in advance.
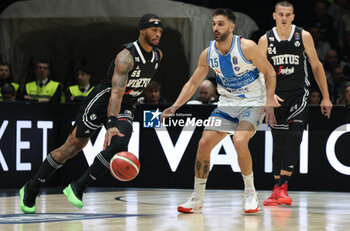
[106,116,118,129]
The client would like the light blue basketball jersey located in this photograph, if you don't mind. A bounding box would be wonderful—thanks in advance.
[207,35,265,100]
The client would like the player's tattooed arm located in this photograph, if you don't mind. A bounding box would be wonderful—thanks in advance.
[108,49,134,117]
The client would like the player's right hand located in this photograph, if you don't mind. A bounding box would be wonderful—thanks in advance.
[104,127,125,150]
[274,94,284,107]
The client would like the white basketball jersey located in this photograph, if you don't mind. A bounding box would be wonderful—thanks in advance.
[207,35,266,102]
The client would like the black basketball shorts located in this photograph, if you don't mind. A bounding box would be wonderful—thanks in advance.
[272,88,309,130]
[72,82,134,138]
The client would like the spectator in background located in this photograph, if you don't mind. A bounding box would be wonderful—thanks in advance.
[207,76,219,99]
[0,63,19,101]
[137,80,167,104]
[337,83,350,104]
[187,79,218,104]
[66,66,94,103]
[341,1,350,33]
[342,32,350,64]
[323,49,347,95]
[330,66,350,102]
[324,49,345,71]
[309,88,322,105]
[24,60,64,103]
[327,0,347,49]
[307,1,338,48]
[309,26,331,62]
[328,0,348,23]
[1,83,16,102]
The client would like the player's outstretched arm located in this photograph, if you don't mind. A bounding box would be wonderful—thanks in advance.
[162,49,210,118]
[104,49,134,149]
[303,30,333,118]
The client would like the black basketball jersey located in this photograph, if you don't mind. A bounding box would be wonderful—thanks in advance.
[266,25,309,92]
[105,40,161,105]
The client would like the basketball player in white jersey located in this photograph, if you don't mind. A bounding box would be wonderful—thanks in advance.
[162,8,277,214]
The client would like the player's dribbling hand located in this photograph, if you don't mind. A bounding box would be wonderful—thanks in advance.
[104,127,125,150]
[161,106,177,122]
[320,98,333,119]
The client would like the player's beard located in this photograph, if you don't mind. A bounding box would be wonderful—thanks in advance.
[215,28,230,42]
[145,33,159,48]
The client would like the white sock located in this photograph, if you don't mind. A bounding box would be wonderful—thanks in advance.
[194,177,207,201]
[242,172,255,192]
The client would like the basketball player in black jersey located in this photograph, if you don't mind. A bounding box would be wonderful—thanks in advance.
[19,13,163,214]
[258,1,332,206]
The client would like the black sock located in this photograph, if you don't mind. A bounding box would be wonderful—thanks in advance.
[31,153,63,188]
[278,175,290,186]
[274,178,279,186]
[75,152,109,190]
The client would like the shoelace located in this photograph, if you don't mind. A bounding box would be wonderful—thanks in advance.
[244,191,257,200]
[186,193,199,203]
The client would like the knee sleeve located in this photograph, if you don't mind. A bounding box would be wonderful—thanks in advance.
[281,123,304,172]
[271,129,288,176]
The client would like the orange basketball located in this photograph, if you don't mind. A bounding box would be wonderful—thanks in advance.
[109,151,140,181]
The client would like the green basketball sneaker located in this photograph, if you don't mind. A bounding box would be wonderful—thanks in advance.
[19,180,39,214]
[63,183,84,209]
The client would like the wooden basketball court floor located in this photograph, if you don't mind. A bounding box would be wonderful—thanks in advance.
[1,187,350,231]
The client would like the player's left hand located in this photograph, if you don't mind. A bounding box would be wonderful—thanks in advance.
[104,127,125,150]
[320,98,333,119]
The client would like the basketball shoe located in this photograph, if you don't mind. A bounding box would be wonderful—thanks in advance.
[263,185,279,206]
[63,182,84,209]
[244,188,260,213]
[177,192,203,213]
[19,179,40,214]
[277,183,292,205]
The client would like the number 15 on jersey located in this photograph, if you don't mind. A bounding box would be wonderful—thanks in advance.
[210,58,218,67]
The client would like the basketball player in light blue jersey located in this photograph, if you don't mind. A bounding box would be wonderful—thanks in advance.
[163,8,277,214]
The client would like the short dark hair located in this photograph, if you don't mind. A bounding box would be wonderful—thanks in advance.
[310,88,321,94]
[213,8,236,23]
[0,62,10,67]
[145,81,161,91]
[275,1,294,11]
[138,13,161,30]
[77,66,91,75]
[35,59,50,67]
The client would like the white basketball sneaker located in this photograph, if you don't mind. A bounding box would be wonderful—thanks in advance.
[177,192,203,213]
[244,189,260,214]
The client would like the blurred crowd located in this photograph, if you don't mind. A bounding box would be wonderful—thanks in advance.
[306,0,350,106]
[0,0,350,106]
